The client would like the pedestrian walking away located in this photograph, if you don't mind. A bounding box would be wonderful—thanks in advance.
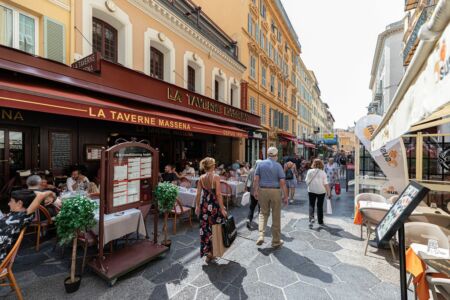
[284,161,297,203]
[245,160,262,229]
[305,159,331,226]
[324,157,339,196]
[195,157,228,263]
[253,147,288,248]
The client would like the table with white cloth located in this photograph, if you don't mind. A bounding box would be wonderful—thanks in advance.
[92,208,147,245]
[358,201,392,210]
[185,176,200,188]
[177,187,197,208]
[223,180,246,197]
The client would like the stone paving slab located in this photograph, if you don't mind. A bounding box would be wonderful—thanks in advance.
[1,182,409,299]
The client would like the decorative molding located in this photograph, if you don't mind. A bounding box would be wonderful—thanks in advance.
[49,0,71,11]
[128,0,246,74]
[144,28,176,83]
[249,3,258,18]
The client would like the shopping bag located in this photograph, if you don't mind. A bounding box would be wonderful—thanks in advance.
[222,215,237,247]
[335,183,341,195]
[326,197,333,214]
[241,192,250,206]
[212,224,225,257]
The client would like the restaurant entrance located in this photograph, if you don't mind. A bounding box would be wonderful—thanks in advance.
[0,126,33,189]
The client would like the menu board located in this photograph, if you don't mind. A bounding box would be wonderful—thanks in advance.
[50,132,72,170]
[375,182,429,245]
[86,145,103,160]
[111,150,153,208]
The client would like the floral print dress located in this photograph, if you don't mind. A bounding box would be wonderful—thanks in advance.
[199,178,223,258]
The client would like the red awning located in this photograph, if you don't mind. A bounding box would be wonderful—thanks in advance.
[0,79,248,139]
[298,141,316,149]
[278,132,297,143]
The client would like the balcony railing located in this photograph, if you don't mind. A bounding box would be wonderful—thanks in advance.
[403,5,435,65]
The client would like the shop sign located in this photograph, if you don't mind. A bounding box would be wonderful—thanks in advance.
[248,131,267,140]
[0,109,24,121]
[71,52,101,73]
[372,25,450,150]
[167,87,250,123]
[321,133,337,145]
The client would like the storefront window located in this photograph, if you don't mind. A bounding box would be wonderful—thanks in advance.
[92,17,118,63]
[422,136,450,181]
[359,145,384,177]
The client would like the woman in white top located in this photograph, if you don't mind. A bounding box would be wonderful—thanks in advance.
[305,159,331,225]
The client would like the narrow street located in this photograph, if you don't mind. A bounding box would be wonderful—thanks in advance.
[3,183,412,300]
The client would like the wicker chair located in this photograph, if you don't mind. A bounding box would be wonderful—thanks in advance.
[28,205,53,251]
[220,181,233,207]
[0,229,26,300]
[169,199,192,234]
[179,177,192,188]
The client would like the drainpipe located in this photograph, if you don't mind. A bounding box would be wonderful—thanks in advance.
[371,0,450,147]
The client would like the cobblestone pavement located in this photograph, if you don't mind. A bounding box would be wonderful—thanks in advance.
[1,182,412,299]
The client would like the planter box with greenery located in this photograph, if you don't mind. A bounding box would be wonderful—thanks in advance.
[155,182,178,247]
[56,195,97,293]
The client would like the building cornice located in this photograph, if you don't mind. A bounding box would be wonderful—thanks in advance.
[128,0,246,74]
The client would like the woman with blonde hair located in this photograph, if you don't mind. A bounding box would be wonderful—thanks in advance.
[195,157,227,262]
[305,159,330,226]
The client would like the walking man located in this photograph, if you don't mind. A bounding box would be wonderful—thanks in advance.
[245,160,261,229]
[253,147,289,248]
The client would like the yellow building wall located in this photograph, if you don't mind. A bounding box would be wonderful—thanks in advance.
[2,0,71,64]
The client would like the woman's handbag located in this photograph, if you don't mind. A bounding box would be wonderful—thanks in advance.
[222,215,237,247]
[241,192,250,206]
[212,224,225,257]
[335,183,341,195]
[326,197,333,214]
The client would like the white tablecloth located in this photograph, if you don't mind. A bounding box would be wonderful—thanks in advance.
[178,188,197,208]
[93,208,147,245]
[411,243,450,259]
[223,181,246,197]
[358,201,392,210]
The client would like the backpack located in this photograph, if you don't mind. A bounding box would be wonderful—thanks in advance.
[285,168,294,180]
[339,156,347,165]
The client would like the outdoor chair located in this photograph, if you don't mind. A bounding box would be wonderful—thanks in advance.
[355,193,387,239]
[360,206,397,260]
[179,177,192,188]
[220,181,233,207]
[28,205,53,251]
[408,212,450,229]
[169,199,192,234]
[427,276,450,300]
[405,222,450,293]
[77,231,98,274]
[0,229,26,300]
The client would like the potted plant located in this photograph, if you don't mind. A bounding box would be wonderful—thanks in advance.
[155,182,178,248]
[56,195,97,293]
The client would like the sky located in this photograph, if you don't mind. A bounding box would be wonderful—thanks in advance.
[281,0,405,129]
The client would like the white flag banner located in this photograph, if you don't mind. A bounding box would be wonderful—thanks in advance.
[355,115,409,195]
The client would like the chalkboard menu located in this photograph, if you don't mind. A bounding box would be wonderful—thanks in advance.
[375,181,429,246]
[50,131,72,170]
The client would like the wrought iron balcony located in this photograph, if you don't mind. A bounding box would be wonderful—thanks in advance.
[403,5,435,66]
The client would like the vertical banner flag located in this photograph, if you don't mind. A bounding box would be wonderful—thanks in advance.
[355,115,409,196]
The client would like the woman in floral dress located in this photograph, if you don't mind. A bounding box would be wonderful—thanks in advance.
[195,157,227,262]
[324,157,339,195]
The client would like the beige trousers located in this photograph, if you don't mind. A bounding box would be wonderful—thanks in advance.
[258,188,282,244]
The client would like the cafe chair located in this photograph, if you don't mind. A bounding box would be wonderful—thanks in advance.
[220,181,233,207]
[77,231,98,274]
[387,195,399,204]
[169,199,192,234]
[360,207,396,260]
[408,212,450,229]
[427,276,450,300]
[0,229,26,300]
[28,205,53,251]
[356,193,387,239]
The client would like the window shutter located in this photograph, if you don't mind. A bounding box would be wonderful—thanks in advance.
[44,17,65,63]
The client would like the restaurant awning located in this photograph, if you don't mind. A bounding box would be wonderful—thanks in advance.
[370,0,450,150]
[278,132,297,143]
[0,79,248,139]
[298,141,316,149]
[409,103,450,132]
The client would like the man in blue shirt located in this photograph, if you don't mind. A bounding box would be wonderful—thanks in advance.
[254,147,288,248]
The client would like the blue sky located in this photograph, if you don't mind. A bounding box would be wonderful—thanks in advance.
[281,0,405,128]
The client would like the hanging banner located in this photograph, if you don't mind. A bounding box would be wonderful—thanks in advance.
[355,115,409,196]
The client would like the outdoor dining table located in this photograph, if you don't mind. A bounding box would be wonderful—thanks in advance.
[92,208,147,245]
[406,243,449,300]
[353,200,391,225]
[177,187,197,208]
[222,180,246,197]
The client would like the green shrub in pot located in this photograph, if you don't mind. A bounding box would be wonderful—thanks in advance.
[155,182,178,245]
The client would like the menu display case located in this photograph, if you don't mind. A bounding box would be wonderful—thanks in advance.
[103,142,159,214]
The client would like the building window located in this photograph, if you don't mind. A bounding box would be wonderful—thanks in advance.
[250,56,256,79]
[214,80,219,100]
[0,4,38,55]
[261,66,266,87]
[284,115,289,131]
[187,66,195,92]
[261,104,266,124]
[229,80,240,107]
[284,86,288,103]
[278,81,282,98]
[249,97,256,114]
[292,120,295,134]
[270,75,275,93]
[269,42,273,59]
[92,17,118,63]
[247,14,253,36]
[150,47,164,80]
[260,0,266,18]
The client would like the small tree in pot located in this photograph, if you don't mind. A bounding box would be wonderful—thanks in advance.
[155,182,178,248]
[56,195,97,293]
